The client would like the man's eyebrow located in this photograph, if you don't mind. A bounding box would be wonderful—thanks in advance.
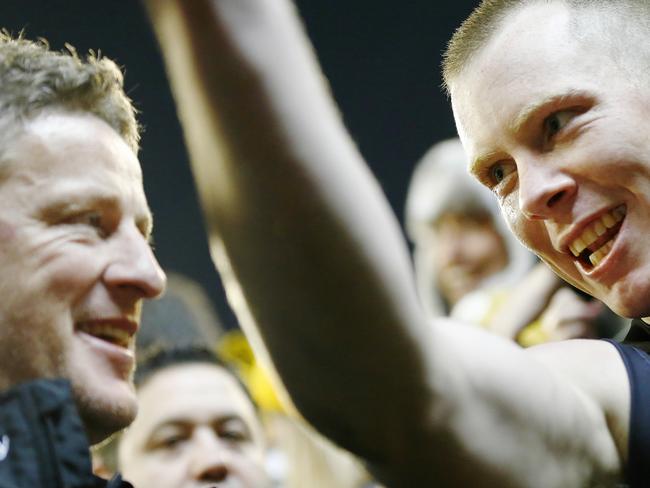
[509,89,593,134]
[469,150,502,177]
[151,413,244,430]
[38,194,118,220]
[137,211,154,241]
[150,418,190,431]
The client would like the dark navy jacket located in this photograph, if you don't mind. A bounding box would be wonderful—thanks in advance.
[606,319,650,488]
[0,378,131,488]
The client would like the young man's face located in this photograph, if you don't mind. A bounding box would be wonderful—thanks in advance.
[0,111,166,442]
[450,3,650,318]
[118,363,269,488]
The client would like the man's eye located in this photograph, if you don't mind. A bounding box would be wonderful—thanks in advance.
[62,212,105,233]
[218,420,250,443]
[221,429,248,442]
[161,435,184,448]
[84,213,103,228]
[543,110,574,138]
[491,165,506,183]
[489,161,515,185]
[152,433,187,450]
[79,213,109,237]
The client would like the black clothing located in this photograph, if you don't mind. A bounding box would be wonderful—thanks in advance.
[604,320,650,487]
[0,378,131,488]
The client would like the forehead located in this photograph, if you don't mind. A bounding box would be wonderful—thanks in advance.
[437,211,494,227]
[1,111,151,225]
[10,111,140,172]
[450,3,607,163]
[137,363,258,426]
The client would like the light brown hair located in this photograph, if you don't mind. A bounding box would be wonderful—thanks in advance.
[0,32,139,153]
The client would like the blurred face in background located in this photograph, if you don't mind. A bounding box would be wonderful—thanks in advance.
[429,212,508,306]
[119,363,269,488]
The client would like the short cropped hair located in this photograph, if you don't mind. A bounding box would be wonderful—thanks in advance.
[134,344,258,409]
[442,0,650,93]
[134,344,230,387]
[0,32,139,154]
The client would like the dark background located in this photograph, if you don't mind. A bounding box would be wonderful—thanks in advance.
[0,1,477,329]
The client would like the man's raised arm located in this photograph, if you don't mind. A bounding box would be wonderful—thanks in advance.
[144,1,628,485]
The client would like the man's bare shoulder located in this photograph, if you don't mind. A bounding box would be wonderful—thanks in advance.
[528,338,630,461]
[527,338,629,403]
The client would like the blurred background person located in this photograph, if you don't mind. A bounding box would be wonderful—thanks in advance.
[405,138,625,344]
[117,346,269,488]
[405,137,535,318]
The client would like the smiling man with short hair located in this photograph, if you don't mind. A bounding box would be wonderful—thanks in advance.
[0,34,166,487]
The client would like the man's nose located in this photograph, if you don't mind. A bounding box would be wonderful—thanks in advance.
[437,233,467,266]
[104,224,167,299]
[189,431,230,482]
[518,157,577,221]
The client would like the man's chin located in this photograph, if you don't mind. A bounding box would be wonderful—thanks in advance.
[602,288,650,320]
[74,383,138,445]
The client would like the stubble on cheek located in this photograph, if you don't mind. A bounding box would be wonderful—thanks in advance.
[0,300,68,389]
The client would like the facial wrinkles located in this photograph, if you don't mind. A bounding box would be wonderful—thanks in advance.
[26,111,147,216]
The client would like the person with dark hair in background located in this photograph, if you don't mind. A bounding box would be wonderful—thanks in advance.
[108,346,271,488]
[0,33,166,487]
[144,0,650,486]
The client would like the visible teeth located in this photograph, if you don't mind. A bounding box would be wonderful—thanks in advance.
[602,213,616,228]
[589,239,614,267]
[77,323,131,347]
[568,205,626,258]
[582,228,597,246]
[572,237,587,256]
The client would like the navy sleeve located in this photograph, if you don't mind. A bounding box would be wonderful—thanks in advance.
[605,339,650,487]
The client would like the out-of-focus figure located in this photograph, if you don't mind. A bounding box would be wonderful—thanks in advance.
[405,137,534,318]
[117,346,270,488]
